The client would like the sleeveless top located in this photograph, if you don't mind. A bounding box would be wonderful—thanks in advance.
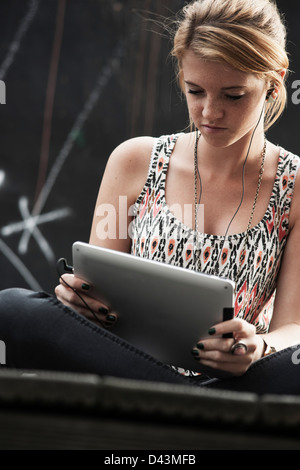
[131,133,300,376]
[130,133,300,373]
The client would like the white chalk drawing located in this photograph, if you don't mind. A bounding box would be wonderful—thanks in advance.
[0,0,124,289]
[1,197,72,263]
[0,0,40,81]
[19,42,124,254]
[0,0,43,289]
[0,238,42,290]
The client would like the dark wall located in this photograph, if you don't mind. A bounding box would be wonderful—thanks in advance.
[0,0,299,293]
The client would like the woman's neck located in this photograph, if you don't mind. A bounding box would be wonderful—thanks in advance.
[197,129,266,178]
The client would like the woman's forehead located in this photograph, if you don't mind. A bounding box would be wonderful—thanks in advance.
[181,51,264,88]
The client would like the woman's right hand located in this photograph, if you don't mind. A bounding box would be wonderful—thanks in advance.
[55,274,117,328]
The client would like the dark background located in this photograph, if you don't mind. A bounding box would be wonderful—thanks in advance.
[0,0,299,293]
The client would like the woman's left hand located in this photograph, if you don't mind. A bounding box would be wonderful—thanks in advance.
[192,318,265,376]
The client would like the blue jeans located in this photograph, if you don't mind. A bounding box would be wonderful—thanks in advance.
[0,288,300,395]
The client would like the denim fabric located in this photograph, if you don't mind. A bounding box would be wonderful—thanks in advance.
[0,288,299,395]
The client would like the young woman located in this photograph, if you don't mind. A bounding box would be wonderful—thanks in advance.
[1,0,300,394]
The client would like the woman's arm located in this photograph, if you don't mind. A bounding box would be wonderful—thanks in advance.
[192,169,300,376]
[55,136,154,319]
[89,136,154,252]
[262,175,300,350]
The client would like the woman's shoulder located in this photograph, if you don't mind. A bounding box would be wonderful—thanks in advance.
[277,145,300,182]
[109,136,155,165]
[278,145,300,228]
[278,144,300,163]
[101,134,178,203]
[111,133,185,154]
[266,142,300,178]
[107,133,184,171]
[101,137,154,187]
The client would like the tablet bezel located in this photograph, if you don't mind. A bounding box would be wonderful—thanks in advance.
[72,241,235,371]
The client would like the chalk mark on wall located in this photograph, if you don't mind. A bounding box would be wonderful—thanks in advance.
[34,0,66,203]
[0,236,42,291]
[0,0,43,289]
[0,0,40,81]
[19,42,124,255]
[1,197,72,263]
[0,2,124,288]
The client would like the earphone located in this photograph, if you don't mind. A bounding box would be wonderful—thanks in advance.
[218,103,266,238]
[266,86,278,103]
[57,258,73,274]
[194,101,267,272]
[56,257,106,326]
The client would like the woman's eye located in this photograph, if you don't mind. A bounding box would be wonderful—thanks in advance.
[188,90,245,101]
[227,95,244,101]
[187,89,203,95]
[187,90,244,101]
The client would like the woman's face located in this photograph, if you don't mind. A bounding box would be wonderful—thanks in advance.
[181,50,268,148]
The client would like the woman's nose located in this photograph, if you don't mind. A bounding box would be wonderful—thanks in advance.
[201,98,224,122]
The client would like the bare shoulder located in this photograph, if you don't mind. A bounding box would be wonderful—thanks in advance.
[107,136,155,175]
[100,136,155,204]
[287,150,300,230]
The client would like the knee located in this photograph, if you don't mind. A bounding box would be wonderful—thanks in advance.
[0,288,45,315]
[0,287,34,303]
[0,289,37,344]
[0,288,56,344]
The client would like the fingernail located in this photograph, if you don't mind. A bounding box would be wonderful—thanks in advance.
[106,314,116,323]
[208,328,216,336]
[197,343,205,350]
[98,306,109,315]
[81,283,90,290]
[191,349,199,357]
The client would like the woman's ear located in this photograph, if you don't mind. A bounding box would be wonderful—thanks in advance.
[266,70,287,103]
[279,69,287,81]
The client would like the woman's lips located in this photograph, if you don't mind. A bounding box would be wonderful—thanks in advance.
[201,124,227,133]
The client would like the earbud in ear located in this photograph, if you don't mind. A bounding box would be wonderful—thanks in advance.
[266,87,278,103]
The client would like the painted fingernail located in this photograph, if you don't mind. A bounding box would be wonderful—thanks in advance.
[191,349,200,357]
[197,343,205,350]
[81,283,90,290]
[106,314,116,323]
[208,328,216,336]
[98,306,109,315]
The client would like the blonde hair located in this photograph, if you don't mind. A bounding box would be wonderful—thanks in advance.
[171,0,289,131]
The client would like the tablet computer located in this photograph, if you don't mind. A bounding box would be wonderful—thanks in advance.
[72,241,235,371]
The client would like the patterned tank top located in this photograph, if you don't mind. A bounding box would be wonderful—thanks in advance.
[131,133,300,335]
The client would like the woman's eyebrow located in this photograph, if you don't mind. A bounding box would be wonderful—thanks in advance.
[221,86,247,90]
[184,80,202,87]
[184,80,247,90]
